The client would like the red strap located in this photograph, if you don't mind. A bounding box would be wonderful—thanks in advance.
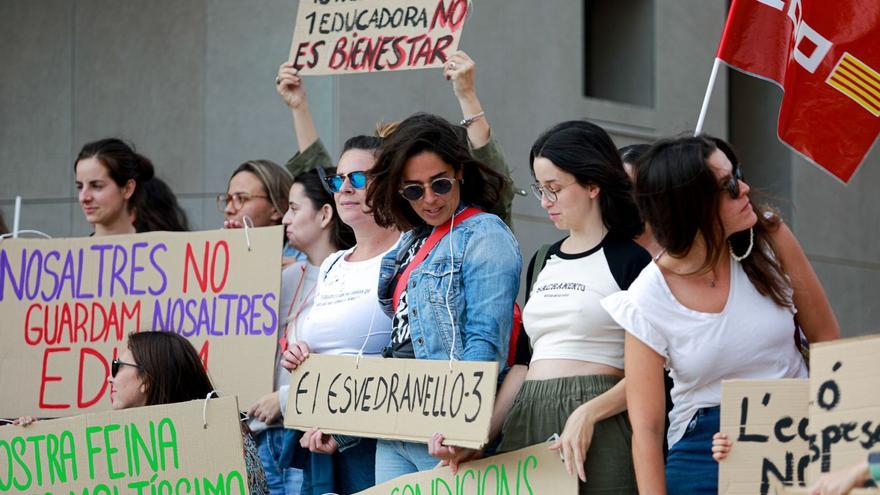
[392,207,481,311]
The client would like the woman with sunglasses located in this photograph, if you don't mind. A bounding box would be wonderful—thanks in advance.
[13,331,269,494]
[245,169,355,495]
[602,135,839,494]
[275,50,514,228]
[362,112,521,483]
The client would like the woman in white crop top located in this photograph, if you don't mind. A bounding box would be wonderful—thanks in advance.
[601,135,840,494]
[431,121,648,494]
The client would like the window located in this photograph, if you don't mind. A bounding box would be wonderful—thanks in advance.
[583,0,655,107]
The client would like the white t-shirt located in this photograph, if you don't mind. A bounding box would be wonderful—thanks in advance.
[523,237,649,368]
[601,256,806,447]
[297,246,394,356]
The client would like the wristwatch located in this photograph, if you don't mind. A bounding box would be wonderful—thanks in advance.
[869,451,880,482]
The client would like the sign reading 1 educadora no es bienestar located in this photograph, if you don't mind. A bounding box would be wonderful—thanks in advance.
[0,227,282,417]
[289,0,470,75]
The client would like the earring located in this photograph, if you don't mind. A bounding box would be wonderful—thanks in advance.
[729,227,754,262]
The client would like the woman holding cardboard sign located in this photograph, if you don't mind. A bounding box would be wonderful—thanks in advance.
[603,135,839,494]
[363,112,522,483]
[12,331,270,495]
[432,121,647,494]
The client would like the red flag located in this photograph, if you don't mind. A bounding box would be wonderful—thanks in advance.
[717,0,880,183]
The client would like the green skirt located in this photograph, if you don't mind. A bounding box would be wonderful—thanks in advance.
[497,375,637,494]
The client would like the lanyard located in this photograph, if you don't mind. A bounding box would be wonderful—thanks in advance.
[391,207,481,311]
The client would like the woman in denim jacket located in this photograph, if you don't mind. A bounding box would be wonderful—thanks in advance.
[364,112,522,483]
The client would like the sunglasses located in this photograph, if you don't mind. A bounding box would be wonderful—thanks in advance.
[111,359,145,378]
[399,177,457,202]
[721,165,744,199]
[324,171,367,193]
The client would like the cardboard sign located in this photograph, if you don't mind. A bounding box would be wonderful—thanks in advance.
[0,227,283,417]
[289,0,469,75]
[718,334,880,494]
[0,396,248,495]
[769,479,880,495]
[718,379,811,495]
[354,443,577,495]
[807,335,880,482]
[284,355,497,449]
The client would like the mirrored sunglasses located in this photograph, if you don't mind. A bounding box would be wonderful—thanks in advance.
[323,171,368,193]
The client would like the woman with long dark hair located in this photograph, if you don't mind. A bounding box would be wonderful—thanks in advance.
[435,121,647,493]
[604,135,839,494]
[246,168,354,494]
[74,138,156,236]
[14,331,269,495]
[364,112,521,483]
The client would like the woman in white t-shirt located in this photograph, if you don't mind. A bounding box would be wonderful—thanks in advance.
[601,135,840,494]
[245,169,354,495]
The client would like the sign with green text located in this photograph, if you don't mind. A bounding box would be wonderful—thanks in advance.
[353,443,577,495]
[0,396,248,495]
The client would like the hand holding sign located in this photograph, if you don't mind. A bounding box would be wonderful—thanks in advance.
[276,61,307,110]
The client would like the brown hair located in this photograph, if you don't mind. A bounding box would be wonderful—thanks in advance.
[366,113,506,231]
[75,138,156,213]
[229,160,293,225]
[636,135,792,307]
[0,209,8,235]
[127,331,214,406]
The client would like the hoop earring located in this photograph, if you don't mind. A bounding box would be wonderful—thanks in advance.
[729,227,754,262]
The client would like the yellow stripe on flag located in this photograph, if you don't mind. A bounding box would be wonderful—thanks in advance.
[826,52,880,117]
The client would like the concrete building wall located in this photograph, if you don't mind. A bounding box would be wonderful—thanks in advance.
[0,1,876,336]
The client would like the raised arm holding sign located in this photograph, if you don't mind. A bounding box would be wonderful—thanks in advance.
[288,0,469,75]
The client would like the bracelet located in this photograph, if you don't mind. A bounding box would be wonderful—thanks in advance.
[460,111,485,128]
[869,451,880,482]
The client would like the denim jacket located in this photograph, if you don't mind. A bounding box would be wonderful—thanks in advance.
[377,205,522,364]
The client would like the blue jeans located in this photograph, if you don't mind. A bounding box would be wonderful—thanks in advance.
[255,428,304,495]
[301,438,376,495]
[666,406,720,494]
[375,440,439,484]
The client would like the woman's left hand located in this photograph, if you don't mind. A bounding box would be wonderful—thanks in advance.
[444,51,476,100]
[550,403,596,482]
[299,427,339,454]
[246,392,281,424]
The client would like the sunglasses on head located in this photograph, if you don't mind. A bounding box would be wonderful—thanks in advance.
[399,177,457,202]
[721,165,744,199]
[323,171,367,193]
[111,359,144,378]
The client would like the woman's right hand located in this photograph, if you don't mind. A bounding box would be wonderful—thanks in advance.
[280,340,311,371]
[276,61,308,110]
[428,433,482,473]
[711,432,732,461]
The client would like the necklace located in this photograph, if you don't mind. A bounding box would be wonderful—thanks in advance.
[655,249,718,288]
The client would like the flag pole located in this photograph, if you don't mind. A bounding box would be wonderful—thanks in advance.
[695,58,721,136]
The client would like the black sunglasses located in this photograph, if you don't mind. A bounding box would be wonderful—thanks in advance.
[721,165,744,199]
[111,359,145,378]
[399,177,456,201]
[324,171,368,193]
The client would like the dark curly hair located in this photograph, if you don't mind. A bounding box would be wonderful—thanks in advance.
[366,113,505,231]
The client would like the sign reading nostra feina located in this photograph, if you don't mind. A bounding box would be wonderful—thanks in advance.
[285,354,498,449]
[0,396,249,495]
[289,0,470,75]
[0,227,282,417]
